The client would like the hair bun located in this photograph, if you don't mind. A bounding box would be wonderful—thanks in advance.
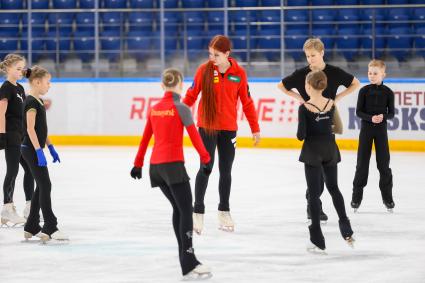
[25,68,32,79]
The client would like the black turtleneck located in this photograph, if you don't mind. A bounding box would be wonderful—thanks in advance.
[356,83,395,123]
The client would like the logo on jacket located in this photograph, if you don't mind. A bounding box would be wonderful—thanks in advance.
[213,70,219,84]
[228,75,241,83]
[151,108,175,117]
[16,93,23,102]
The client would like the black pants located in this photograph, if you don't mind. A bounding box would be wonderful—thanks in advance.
[194,128,236,214]
[305,171,325,210]
[305,164,349,229]
[21,146,57,235]
[3,145,34,204]
[352,122,393,203]
[159,181,200,275]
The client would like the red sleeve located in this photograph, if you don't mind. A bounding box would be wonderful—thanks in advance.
[186,124,210,164]
[238,69,260,133]
[134,115,153,167]
[183,64,204,107]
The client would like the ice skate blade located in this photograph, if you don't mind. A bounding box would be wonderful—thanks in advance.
[218,225,234,232]
[345,237,355,248]
[0,221,24,228]
[182,272,212,281]
[306,244,327,255]
[353,208,358,213]
[387,208,394,213]
[306,220,327,225]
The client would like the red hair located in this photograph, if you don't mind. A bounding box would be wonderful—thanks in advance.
[201,35,232,133]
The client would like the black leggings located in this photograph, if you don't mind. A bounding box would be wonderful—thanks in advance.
[21,146,57,235]
[3,145,34,204]
[159,181,200,275]
[304,164,349,229]
[194,128,236,214]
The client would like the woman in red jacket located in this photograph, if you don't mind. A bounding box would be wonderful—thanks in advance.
[131,68,212,280]
[184,35,261,234]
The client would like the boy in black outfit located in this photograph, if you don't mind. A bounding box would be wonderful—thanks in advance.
[351,59,395,212]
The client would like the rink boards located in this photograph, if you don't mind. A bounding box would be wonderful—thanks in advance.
[21,78,425,151]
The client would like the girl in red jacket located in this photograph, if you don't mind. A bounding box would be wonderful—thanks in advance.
[131,68,212,280]
[184,35,261,234]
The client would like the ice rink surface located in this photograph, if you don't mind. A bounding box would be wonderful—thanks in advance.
[1,146,424,283]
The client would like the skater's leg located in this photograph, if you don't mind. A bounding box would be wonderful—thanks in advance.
[24,186,41,234]
[20,156,35,202]
[21,147,57,235]
[216,131,236,212]
[374,126,393,204]
[194,128,217,214]
[323,165,349,221]
[352,125,373,204]
[304,164,325,249]
[169,182,200,275]
[3,146,20,204]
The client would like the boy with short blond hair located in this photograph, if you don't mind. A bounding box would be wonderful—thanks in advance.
[351,59,395,212]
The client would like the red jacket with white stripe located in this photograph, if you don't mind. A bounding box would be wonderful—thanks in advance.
[183,58,260,133]
[134,92,210,167]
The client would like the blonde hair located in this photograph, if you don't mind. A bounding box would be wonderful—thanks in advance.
[162,68,183,88]
[24,65,50,83]
[303,38,325,52]
[368,59,386,70]
[0,54,26,74]
[306,70,327,91]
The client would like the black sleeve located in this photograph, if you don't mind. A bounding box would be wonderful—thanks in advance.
[335,67,355,88]
[297,105,306,141]
[384,87,395,120]
[355,87,373,122]
[0,84,13,101]
[24,98,39,114]
[281,69,303,91]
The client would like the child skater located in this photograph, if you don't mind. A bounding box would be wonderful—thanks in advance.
[131,68,212,280]
[351,60,395,212]
[21,66,68,243]
[297,70,354,252]
[0,54,34,226]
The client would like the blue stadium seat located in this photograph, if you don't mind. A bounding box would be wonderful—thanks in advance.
[0,13,20,34]
[335,0,358,4]
[337,27,361,60]
[229,11,258,27]
[285,10,308,22]
[52,0,76,8]
[22,13,47,34]
[387,0,408,3]
[45,31,72,61]
[157,12,180,33]
[0,33,19,60]
[163,0,178,8]
[360,9,386,22]
[386,8,412,28]
[79,0,95,8]
[258,28,280,61]
[48,13,74,33]
[1,0,23,9]
[362,0,384,4]
[76,13,95,33]
[412,8,425,29]
[184,12,205,33]
[337,9,359,21]
[285,27,308,61]
[186,30,204,59]
[414,27,425,57]
[230,30,257,61]
[73,31,95,61]
[104,0,127,8]
[151,31,179,55]
[126,31,151,59]
[311,0,334,5]
[101,12,123,32]
[20,31,45,62]
[361,26,386,58]
[262,0,280,6]
[260,11,281,31]
[31,0,49,8]
[234,0,258,7]
[100,30,122,61]
[208,0,224,7]
[208,12,225,32]
[387,27,413,61]
[312,10,336,22]
[312,27,336,49]
[182,0,204,8]
[287,0,308,5]
[129,0,153,8]
[128,12,154,32]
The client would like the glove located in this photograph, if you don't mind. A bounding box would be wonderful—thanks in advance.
[130,166,142,179]
[0,133,5,150]
[48,144,60,163]
[202,161,213,176]
[36,148,47,167]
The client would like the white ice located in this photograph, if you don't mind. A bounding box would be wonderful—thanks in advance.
[1,147,425,283]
